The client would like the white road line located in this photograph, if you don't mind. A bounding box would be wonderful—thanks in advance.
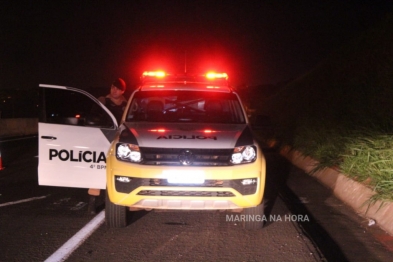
[44,210,105,262]
[0,195,49,207]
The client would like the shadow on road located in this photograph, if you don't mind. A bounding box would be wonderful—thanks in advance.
[262,148,349,261]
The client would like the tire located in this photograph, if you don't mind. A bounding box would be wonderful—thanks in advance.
[242,201,265,230]
[105,189,127,228]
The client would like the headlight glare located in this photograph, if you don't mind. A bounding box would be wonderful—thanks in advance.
[117,144,131,159]
[130,151,142,162]
[231,152,243,164]
[230,145,257,165]
[242,146,256,161]
[116,143,142,163]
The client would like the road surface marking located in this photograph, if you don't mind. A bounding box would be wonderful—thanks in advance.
[0,195,49,207]
[44,210,105,262]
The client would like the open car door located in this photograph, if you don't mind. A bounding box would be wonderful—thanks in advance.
[38,84,118,189]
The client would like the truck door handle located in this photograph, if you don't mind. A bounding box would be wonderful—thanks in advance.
[41,136,57,140]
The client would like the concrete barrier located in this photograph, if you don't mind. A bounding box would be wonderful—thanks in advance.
[280,147,393,237]
[0,118,38,138]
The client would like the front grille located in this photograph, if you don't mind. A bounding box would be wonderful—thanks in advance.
[148,179,226,187]
[115,176,257,196]
[137,190,235,197]
[141,148,232,166]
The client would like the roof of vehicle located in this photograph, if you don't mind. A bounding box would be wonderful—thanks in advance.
[139,71,233,93]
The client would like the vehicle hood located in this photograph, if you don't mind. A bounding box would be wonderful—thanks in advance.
[120,122,252,149]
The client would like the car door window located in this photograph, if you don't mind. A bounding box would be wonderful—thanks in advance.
[40,88,114,128]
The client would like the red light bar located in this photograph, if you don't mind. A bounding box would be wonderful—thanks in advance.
[205,72,228,80]
[142,71,166,78]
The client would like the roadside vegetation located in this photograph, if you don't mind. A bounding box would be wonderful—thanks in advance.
[246,13,393,202]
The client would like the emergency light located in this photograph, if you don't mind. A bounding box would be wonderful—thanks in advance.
[205,72,228,80]
[142,71,228,81]
[142,71,166,78]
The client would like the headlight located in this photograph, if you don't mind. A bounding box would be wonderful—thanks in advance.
[116,143,142,163]
[230,145,256,164]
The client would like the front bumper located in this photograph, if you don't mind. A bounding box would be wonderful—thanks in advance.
[106,151,266,210]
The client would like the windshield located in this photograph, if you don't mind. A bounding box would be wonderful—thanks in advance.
[126,91,245,123]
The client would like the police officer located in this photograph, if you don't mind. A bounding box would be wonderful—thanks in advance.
[98,78,127,124]
[88,78,127,214]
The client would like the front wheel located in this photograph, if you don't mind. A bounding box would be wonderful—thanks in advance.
[105,189,127,228]
[242,201,265,230]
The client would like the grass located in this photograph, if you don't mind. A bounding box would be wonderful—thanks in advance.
[340,131,393,202]
[247,13,393,203]
[254,122,393,202]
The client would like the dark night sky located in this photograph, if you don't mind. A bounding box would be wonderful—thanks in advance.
[1,0,392,90]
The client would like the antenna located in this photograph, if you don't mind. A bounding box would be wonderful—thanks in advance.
[184,51,187,74]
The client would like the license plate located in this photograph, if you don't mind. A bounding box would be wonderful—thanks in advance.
[163,170,205,184]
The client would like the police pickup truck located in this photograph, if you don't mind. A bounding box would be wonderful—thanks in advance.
[38,71,266,229]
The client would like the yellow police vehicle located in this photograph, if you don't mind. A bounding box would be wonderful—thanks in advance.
[38,71,266,229]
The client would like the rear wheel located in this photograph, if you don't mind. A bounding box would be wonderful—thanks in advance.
[242,201,265,230]
[105,189,127,228]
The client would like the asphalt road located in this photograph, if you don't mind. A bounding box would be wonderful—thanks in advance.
[0,136,392,261]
